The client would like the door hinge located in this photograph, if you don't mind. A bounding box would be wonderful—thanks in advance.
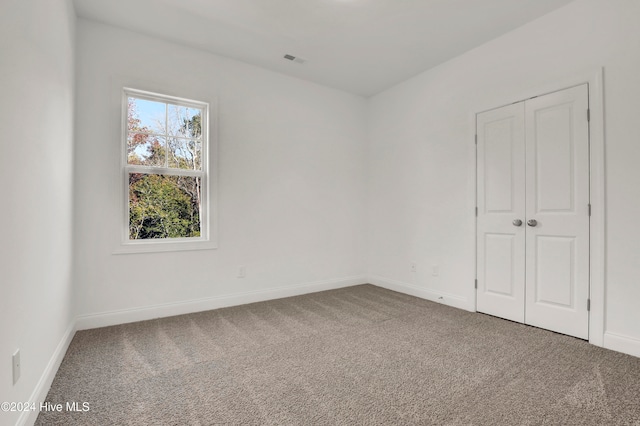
[475,279,478,289]
[475,207,478,217]
[588,203,591,216]
[587,299,591,312]
[475,134,478,145]
[587,108,591,122]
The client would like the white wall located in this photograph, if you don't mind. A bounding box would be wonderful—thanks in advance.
[73,20,367,325]
[367,0,640,355]
[0,0,76,424]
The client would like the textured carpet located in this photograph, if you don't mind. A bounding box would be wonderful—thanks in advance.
[37,284,640,425]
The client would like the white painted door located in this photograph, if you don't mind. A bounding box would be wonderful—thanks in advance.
[476,103,526,323]
[476,84,590,339]
[524,85,590,339]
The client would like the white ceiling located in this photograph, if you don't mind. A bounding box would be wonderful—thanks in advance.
[73,0,575,96]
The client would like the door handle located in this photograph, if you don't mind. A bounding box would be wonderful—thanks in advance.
[512,219,523,227]
[527,219,538,227]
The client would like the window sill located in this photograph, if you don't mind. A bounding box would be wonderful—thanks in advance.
[113,239,218,254]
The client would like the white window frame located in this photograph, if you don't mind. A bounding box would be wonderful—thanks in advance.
[118,87,217,253]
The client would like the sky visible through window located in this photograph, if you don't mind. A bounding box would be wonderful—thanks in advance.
[136,98,165,126]
[127,97,202,169]
[134,98,201,133]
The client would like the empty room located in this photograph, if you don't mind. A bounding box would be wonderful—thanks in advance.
[2,0,640,424]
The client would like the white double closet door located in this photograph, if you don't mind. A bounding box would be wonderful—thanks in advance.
[476,84,590,339]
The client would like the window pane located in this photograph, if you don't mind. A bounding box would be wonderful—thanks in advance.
[128,97,166,135]
[167,104,202,138]
[127,135,166,167]
[129,173,202,240]
[167,137,202,170]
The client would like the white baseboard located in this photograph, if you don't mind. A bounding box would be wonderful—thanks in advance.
[603,331,640,359]
[17,321,76,426]
[368,275,472,312]
[76,275,368,330]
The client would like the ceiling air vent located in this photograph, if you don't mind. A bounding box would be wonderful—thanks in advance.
[283,54,306,64]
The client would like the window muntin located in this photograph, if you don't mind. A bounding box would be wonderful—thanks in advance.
[123,88,209,246]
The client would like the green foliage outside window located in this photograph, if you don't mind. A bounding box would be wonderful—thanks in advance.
[129,174,200,239]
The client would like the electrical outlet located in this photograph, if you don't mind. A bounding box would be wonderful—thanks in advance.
[12,349,20,385]
[238,266,246,278]
[410,262,417,273]
[432,265,439,276]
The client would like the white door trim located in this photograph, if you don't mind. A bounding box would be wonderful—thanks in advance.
[470,68,605,347]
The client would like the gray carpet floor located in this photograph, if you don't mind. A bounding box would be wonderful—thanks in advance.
[37,284,640,425]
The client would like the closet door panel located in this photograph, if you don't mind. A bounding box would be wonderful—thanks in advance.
[524,84,590,339]
[476,103,526,323]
